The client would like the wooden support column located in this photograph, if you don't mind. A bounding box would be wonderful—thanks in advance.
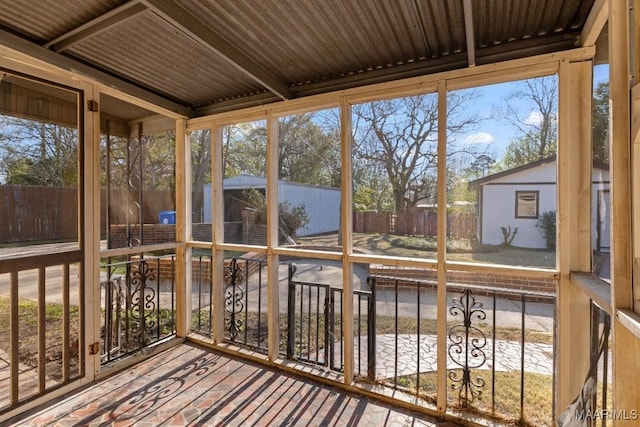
[175,118,190,337]
[340,97,354,384]
[610,0,633,314]
[556,59,593,411]
[610,0,640,423]
[634,0,640,310]
[211,126,225,343]
[266,112,280,361]
[436,80,448,414]
[85,85,101,378]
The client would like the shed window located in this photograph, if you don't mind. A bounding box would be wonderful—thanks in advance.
[515,191,539,218]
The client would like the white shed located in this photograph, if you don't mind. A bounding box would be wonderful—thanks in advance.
[203,175,341,237]
[470,157,610,251]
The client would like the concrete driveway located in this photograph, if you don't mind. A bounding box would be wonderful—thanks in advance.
[0,257,555,333]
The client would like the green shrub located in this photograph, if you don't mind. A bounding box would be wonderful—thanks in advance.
[536,211,556,250]
[243,188,309,237]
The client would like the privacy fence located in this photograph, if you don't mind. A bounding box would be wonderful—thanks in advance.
[0,185,174,243]
[1,185,477,243]
[0,185,79,243]
[353,210,476,239]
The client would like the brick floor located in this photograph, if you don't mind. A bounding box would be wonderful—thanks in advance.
[10,343,462,427]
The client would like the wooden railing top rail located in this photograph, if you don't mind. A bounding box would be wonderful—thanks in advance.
[571,272,612,315]
[0,244,80,274]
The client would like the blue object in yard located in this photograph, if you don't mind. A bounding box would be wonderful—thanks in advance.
[158,210,176,224]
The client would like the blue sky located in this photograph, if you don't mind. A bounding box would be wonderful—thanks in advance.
[454,64,610,161]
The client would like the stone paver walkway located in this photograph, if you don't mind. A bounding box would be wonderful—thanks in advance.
[360,334,553,380]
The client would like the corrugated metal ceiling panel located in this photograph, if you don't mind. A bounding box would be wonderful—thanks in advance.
[66,11,263,107]
[415,0,466,58]
[0,0,597,114]
[0,0,123,42]
[177,0,462,86]
[474,0,593,49]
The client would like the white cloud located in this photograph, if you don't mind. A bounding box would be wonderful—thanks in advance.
[463,132,495,144]
[524,110,543,126]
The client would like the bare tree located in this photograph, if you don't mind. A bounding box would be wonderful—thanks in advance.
[353,91,483,213]
[499,76,558,168]
[0,116,78,186]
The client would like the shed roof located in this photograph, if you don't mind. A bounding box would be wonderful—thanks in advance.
[0,0,601,118]
[468,155,609,189]
[222,175,340,192]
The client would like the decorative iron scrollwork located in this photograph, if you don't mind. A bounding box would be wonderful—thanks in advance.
[125,137,143,248]
[448,288,487,405]
[130,259,157,347]
[224,258,245,339]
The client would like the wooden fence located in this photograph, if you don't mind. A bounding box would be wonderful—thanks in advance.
[0,185,79,243]
[1,185,477,244]
[0,185,175,244]
[100,188,175,226]
[353,210,476,240]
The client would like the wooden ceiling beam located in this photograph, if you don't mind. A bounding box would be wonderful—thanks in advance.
[44,1,148,52]
[142,0,292,101]
[0,28,193,117]
[463,0,476,67]
[579,0,608,47]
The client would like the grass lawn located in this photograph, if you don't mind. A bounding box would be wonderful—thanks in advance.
[297,232,556,268]
[0,296,81,382]
[0,294,176,382]
[402,370,555,427]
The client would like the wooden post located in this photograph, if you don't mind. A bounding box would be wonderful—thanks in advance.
[609,0,633,313]
[266,112,280,361]
[436,80,448,414]
[175,118,190,337]
[340,97,354,384]
[85,85,101,378]
[211,126,225,343]
[556,59,593,412]
[610,0,640,423]
[634,5,640,290]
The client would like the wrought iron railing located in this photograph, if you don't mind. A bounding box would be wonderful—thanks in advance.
[326,285,376,378]
[446,282,557,425]
[100,254,176,364]
[286,264,375,378]
[189,255,269,352]
[368,274,557,425]
[192,255,213,337]
[366,275,440,396]
[287,265,330,366]
[188,258,560,425]
[448,287,488,404]
[557,299,611,427]
[222,257,268,352]
[588,301,611,426]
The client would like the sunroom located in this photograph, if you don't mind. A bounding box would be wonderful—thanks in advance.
[0,0,638,426]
